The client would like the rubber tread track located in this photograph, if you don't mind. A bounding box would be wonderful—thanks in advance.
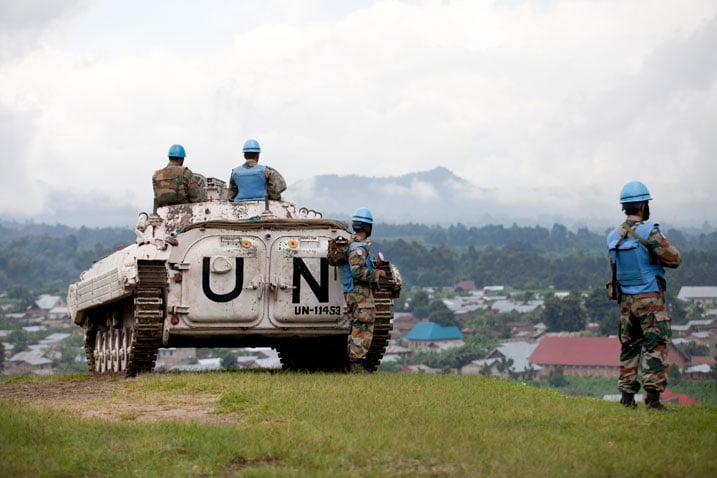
[83,260,167,377]
[126,260,167,376]
[363,261,399,372]
[276,262,399,373]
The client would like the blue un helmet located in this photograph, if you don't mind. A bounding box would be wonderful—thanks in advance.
[243,139,261,153]
[619,181,652,204]
[351,207,374,237]
[168,144,186,158]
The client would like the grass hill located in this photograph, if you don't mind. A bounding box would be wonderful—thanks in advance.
[1,372,715,477]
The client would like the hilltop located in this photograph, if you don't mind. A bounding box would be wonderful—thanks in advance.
[1,372,716,477]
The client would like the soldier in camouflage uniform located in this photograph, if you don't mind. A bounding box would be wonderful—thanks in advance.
[607,181,681,412]
[228,139,287,202]
[341,207,386,374]
[152,144,202,211]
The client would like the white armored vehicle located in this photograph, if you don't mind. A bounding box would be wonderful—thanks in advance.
[67,178,401,376]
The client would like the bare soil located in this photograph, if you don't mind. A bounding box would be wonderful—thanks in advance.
[0,379,240,425]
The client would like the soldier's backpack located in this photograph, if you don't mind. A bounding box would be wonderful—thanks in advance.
[327,235,350,266]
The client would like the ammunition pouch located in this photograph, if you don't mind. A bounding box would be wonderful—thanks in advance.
[606,279,621,302]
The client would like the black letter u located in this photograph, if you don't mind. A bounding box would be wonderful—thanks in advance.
[202,257,243,303]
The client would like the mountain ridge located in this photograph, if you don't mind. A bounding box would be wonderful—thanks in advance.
[288,166,595,228]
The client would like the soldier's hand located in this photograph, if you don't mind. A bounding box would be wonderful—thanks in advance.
[376,269,386,280]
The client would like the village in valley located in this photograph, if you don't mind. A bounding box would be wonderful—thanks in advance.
[2,283,716,405]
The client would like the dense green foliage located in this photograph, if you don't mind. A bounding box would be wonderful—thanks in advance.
[1,220,716,297]
[379,222,717,251]
[374,223,717,289]
[0,221,134,296]
[51,334,88,373]
[541,293,587,332]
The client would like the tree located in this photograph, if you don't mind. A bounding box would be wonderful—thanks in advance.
[583,287,619,336]
[408,288,431,318]
[6,330,33,353]
[214,349,238,370]
[0,342,4,373]
[407,334,494,372]
[6,284,34,307]
[426,300,459,327]
[665,291,689,324]
[523,365,537,382]
[668,363,682,386]
[547,366,568,387]
[495,357,514,378]
[541,293,587,332]
[677,342,710,357]
[52,335,87,373]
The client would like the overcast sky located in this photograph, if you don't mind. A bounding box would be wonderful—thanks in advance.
[1,0,715,228]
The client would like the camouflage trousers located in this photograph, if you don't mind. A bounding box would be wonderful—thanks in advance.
[618,292,672,394]
[345,301,375,361]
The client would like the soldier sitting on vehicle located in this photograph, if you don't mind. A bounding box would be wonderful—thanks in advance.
[228,139,287,202]
[152,144,202,211]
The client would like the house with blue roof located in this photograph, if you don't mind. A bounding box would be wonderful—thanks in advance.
[405,322,464,352]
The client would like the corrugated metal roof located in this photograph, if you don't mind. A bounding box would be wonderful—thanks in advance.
[491,299,543,314]
[496,341,540,372]
[41,333,71,343]
[685,364,711,374]
[9,350,52,366]
[405,322,463,341]
[529,336,620,367]
[677,286,717,301]
[34,295,62,310]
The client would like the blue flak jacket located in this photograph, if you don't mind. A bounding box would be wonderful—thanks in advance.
[341,241,374,293]
[232,164,266,201]
[607,221,666,294]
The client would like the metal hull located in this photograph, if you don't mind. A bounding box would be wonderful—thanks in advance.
[67,200,401,375]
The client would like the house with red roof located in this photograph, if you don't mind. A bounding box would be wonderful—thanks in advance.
[604,389,698,406]
[529,335,690,379]
[530,336,621,379]
[453,280,476,292]
[644,390,698,406]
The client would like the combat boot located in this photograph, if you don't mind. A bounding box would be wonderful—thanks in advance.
[645,389,677,413]
[619,391,637,409]
[350,361,370,375]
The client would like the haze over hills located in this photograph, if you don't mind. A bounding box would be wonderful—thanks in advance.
[289,167,621,231]
[6,167,713,232]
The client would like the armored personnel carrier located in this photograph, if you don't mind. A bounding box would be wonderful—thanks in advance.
[67,177,401,376]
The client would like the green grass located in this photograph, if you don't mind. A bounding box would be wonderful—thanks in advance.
[1,372,716,477]
[532,375,717,406]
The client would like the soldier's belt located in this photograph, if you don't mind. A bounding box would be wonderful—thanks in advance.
[630,291,663,300]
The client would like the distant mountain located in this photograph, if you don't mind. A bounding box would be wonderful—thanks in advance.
[287,167,507,226]
[287,166,606,227]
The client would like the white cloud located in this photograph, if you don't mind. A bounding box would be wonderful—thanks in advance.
[383,179,439,200]
[0,0,715,226]
[0,0,88,62]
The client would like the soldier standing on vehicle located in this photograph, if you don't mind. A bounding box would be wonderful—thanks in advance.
[341,207,386,374]
[607,181,681,411]
[228,139,287,202]
[152,144,202,211]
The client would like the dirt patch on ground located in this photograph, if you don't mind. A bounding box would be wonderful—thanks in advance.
[0,379,240,425]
